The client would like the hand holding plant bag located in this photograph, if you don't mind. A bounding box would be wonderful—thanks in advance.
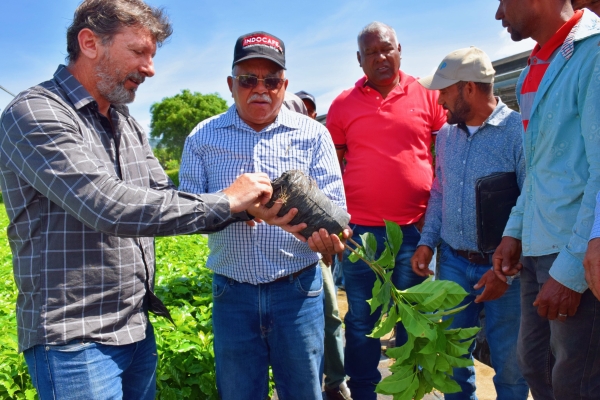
[265,170,350,239]
[345,221,480,400]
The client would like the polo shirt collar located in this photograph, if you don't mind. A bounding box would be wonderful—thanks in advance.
[529,10,583,63]
[214,104,299,132]
[53,64,131,118]
[356,70,411,98]
[456,97,509,134]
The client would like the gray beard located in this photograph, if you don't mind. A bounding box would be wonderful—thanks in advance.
[95,57,140,105]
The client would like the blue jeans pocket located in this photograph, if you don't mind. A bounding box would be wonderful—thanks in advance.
[295,266,323,297]
[46,341,95,353]
[212,274,232,299]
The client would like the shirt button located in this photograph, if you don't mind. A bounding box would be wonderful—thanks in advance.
[467,138,472,142]
[463,160,466,164]
[460,231,463,235]
[376,97,379,100]
[458,208,461,212]
[460,182,463,186]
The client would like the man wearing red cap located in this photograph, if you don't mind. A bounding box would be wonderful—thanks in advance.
[326,21,446,399]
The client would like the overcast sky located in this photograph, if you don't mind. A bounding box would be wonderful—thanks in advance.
[0,1,535,132]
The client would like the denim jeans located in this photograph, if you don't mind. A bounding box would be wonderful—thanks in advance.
[212,265,324,400]
[24,322,157,400]
[438,243,528,400]
[518,254,600,400]
[321,261,346,390]
[342,223,425,400]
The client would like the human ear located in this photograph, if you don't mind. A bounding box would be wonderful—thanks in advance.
[78,28,102,60]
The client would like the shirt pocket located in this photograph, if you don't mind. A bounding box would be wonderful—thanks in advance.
[278,138,313,174]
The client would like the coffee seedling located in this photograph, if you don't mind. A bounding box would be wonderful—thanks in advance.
[344,220,479,400]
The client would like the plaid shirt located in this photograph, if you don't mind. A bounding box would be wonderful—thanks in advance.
[0,65,245,352]
[180,106,346,284]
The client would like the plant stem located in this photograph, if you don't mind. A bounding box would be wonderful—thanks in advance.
[343,242,386,279]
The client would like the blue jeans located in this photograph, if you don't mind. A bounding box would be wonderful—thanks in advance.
[342,224,425,400]
[212,265,324,400]
[24,322,157,400]
[518,254,600,400]
[439,243,528,400]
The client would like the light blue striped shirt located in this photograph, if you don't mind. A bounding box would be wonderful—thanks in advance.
[179,105,346,284]
[418,99,525,252]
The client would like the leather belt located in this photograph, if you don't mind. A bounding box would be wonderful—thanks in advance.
[273,262,318,283]
[455,250,493,265]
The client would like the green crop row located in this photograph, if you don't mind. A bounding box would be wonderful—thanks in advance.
[0,206,222,399]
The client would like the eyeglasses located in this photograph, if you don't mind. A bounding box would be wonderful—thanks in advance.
[231,75,285,90]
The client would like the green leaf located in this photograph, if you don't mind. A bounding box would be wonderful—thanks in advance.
[369,305,399,338]
[414,289,448,312]
[348,246,366,263]
[368,278,384,314]
[445,327,480,341]
[384,220,403,258]
[360,232,378,260]
[386,339,415,364]
[428,370,462,393]
[401,278,468,311]
[416,352,437,372]
[397,302,436,340]
[376,244,394,269]
[424,303,470,321]
[376,371,417,395]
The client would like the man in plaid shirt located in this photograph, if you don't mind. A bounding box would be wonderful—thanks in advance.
[0,1,300,398]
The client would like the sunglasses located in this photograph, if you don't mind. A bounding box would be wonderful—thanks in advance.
[231,75,285,90]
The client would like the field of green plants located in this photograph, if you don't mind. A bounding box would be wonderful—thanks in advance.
[0,207,221,399]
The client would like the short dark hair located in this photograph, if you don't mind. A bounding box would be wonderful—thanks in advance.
[66,0,173,63]
[456,81,494,96]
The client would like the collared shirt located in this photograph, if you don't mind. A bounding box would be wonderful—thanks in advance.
[327,71,446,226]
[520,10,583,130]
[0,65,242,352]
[418,99,525,252]
[179,106,346,284]
[503,10,600,293]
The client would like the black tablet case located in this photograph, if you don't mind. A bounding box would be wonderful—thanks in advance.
[475,172,520,253]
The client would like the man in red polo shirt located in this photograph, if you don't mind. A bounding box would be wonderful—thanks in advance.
[326,21,445,399]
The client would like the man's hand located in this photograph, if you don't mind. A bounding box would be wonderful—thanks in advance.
[533,277,582,322]
[223,173,272,213]
[244,199,308,236]
[492,236,523,283]
[411,246,434,277]
[306,227,353,255]
[473,269,509,303]
[583,237,600,301]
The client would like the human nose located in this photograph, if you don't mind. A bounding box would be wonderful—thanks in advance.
[495,2,504,20]
[253,78,268,93]
[140,56,155,78]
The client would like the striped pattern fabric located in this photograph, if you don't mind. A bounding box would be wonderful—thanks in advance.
[179,105,346,284]
[0,65,238,352]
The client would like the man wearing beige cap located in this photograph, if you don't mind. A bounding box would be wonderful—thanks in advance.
[411,47,528,399]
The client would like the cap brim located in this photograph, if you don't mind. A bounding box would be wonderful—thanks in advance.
[418,74,459,90]
[233,54,286,70]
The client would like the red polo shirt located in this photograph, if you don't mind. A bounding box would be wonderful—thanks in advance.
[327,71,446,226]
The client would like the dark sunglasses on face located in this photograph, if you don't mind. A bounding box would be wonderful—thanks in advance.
[231,75,285,90]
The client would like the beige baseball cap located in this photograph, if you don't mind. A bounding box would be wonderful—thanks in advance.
[418,46,495,90]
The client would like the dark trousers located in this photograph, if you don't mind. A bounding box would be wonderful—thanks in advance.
[518,254,600,399]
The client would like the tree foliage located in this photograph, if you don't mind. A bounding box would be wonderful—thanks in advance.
[150,90,228,167]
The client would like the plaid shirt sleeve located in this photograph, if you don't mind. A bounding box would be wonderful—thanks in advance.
[0,89,240,237]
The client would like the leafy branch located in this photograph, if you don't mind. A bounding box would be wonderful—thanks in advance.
[344,220,479,399]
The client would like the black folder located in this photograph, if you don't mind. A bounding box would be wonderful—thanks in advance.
[475,172,520,253]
